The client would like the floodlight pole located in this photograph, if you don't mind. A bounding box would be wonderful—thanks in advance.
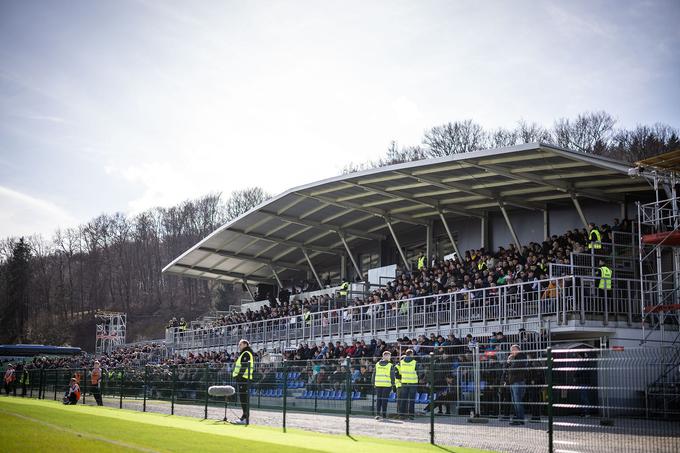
[385,218,411,271]
[302,248,324,289]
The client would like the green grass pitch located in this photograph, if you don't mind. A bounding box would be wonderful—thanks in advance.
[0,397,489,452]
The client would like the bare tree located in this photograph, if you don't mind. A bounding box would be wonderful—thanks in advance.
[225,187,271,221]
[553,111,616,153]
[423,120,488,157]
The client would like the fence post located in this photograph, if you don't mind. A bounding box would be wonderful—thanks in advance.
[171,365,176,415]
[143,366,148,412]
[345,359,351,437]
[547,347,554,453]
[38,369,44,399]
[203,365,209,420]
[119,369,125,409]
[81,368,86,405]
[429,352,435,445]
[282,360,288,433]
[53,370,57,401]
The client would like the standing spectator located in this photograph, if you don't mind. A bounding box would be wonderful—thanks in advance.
[90,360,104,406]
[4,364,16,396]
[503,344,527,425]
[373,351,396,420]
[397,349,418,420]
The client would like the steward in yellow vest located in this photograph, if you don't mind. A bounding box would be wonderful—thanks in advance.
[397,349,418,419]
[373,351,395,420]
[417,254,426,270]
[588,223,602,250]
[597,260,612,291]
[231,339,254,425]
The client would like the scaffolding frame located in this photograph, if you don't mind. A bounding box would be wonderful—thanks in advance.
[95,311,127,356]
[636,167,680,344]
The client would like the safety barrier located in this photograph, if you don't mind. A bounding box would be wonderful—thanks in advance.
[7,343,679,453]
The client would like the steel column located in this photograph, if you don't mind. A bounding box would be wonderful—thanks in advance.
[386,218,411,271]
[338,232,364,281]
[499,202,522,248]
[302,248,324,288]
[438,211,461,258]
[571,195,589,229]
[242,280,256,301]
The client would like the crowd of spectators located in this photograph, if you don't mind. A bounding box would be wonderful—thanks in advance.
[170,219,626,338]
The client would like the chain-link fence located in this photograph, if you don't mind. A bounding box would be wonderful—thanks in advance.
[4,344,679,453]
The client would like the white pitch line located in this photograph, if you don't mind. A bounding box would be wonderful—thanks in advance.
[0,409,161,453]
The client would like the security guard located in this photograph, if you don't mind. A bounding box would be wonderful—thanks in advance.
[231,339,254,425]
[373,351,396,420]
[338,279,349,300]
[588,223,602,250]
[19,365,29,397]
[597,259,612,300]
[417,253,426,270]
[397,349,418,420]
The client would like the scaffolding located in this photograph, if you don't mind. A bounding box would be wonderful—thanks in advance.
[95,311,127,356]
[634,151,680,344]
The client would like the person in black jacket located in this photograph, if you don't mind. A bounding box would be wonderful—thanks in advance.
[503,344,527,425]
[231,339,254,425]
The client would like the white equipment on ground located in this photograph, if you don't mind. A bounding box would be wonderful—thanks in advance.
[208,385,237,422]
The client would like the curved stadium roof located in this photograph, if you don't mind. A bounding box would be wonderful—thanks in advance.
[162,143,649,285]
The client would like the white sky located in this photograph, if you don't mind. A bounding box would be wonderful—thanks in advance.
[1,0,679,238]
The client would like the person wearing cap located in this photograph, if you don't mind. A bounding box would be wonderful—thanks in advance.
[63,377,81,405]
[397,349,419,420]
[231,339,254,425]
[373,351,396,420]
[90,360,103,406]
[3,364,16,395]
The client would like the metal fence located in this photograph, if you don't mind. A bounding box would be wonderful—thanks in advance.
[6,344,679,453]
[165,275,655,355]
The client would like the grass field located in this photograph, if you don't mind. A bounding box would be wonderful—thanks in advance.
[0,397,490,453]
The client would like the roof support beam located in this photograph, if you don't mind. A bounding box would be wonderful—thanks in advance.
[570,195,589,229]
[338,232,364,282]
[301,248,323,289]
[347,181,480,219]
[386,218,411,272]
[295,192,428,226]
[242,279,256,301]
[465,161,616,203]
[229,228,339,255]
[172,263,276,285]
[498,202,521,249]
[438,211,461,259]
[258,210,384,241]
[394,170,539,212]
[196,247,306,272]
[269,265,283,289]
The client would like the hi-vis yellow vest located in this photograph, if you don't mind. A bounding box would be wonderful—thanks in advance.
[374,362,392,388]
[599,266,612,290]
[232,350,254,380]
[398,359,417,384]
[417,256,426,270]
[589,229,602,249]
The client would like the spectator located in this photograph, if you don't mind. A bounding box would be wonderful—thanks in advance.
[503,344,527,425]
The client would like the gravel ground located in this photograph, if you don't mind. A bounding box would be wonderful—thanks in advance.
[86,397,679,453]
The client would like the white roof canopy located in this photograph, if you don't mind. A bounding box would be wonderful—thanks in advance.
[162,143,648,285]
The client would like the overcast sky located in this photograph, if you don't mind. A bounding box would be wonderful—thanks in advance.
[1,0,679,239]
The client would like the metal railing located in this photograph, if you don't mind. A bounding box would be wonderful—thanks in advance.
[165,275,656,355]
[7,343,679,453]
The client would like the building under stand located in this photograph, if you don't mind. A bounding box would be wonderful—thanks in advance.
[161,143,679,354]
